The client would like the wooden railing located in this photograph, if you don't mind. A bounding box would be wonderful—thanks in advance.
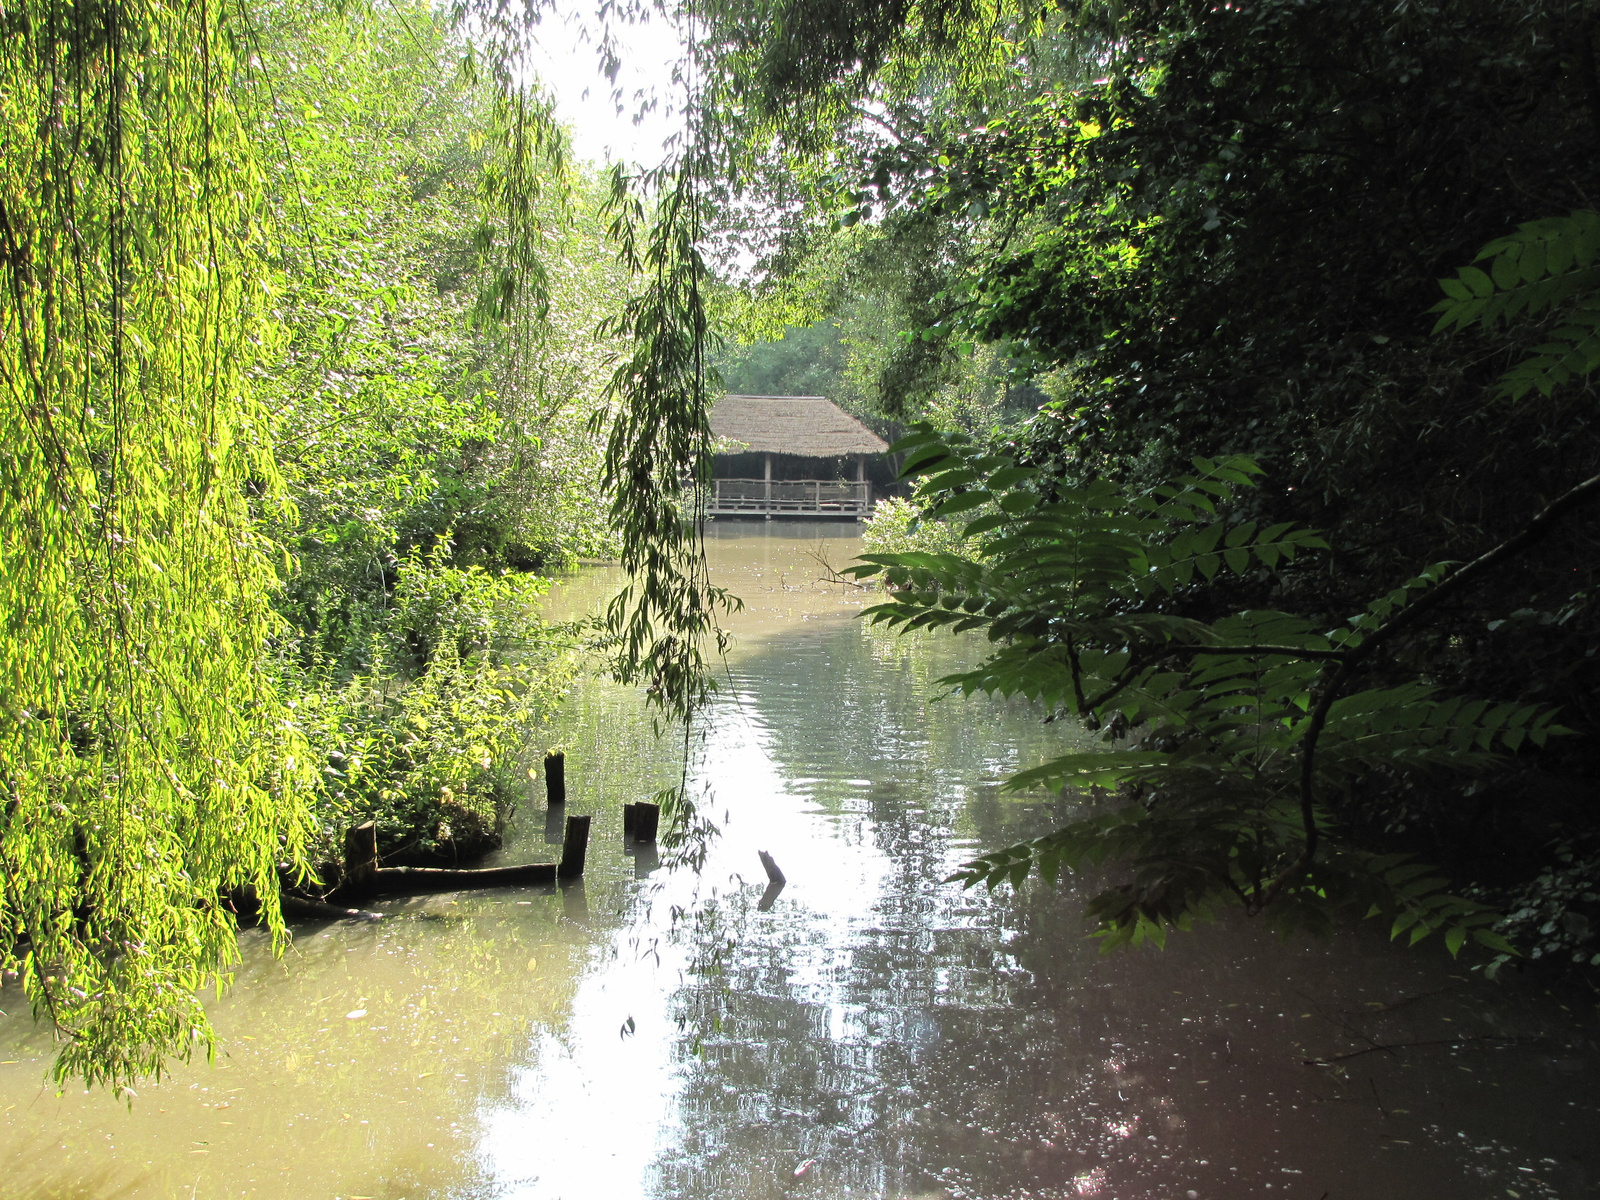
[705,478,873,516]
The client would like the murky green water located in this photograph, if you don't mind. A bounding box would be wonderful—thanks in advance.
[2,521,1597,1199]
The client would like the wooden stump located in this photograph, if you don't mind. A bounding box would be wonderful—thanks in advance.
[632,802,660,842]
[558,814,590,879]
[544,750,566,806]
[344,821,378,890]
[622,802,637,834]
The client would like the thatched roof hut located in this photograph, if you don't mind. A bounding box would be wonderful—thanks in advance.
[709,395,888,457]
[705,395,886,517]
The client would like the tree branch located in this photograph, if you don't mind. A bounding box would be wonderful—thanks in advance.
[1293,469,1600,883]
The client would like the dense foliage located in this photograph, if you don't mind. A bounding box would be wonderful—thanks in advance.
[853,427,1570,954]
[11,0,1600,1092]
[246,0,617,866]
[0,0,319,1087]
[0,0,619,1089]
[681,0,1600,962]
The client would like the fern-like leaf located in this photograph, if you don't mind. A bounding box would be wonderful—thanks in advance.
[1432,211,1600,399]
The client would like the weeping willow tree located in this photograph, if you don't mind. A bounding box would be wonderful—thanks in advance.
[0,0,571,1089]
[0,0,316,1088]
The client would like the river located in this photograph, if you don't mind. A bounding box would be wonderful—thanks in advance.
[1,522,1596,1199]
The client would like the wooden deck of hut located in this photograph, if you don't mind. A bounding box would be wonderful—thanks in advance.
[707,394,888,518]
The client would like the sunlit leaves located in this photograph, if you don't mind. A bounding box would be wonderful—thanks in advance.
[0,0,316,1090]
[596,157,740,733]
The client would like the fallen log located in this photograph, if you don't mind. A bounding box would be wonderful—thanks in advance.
[316,815,588,902]
[354,862,558,895]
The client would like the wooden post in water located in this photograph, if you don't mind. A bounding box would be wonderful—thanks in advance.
[344,821,378,890]
[622,802,637,835]
[758,849,786,885]
[632,802,660,842]
[544,750,566,806]
[558,814,590,879]
[757,850,785,911]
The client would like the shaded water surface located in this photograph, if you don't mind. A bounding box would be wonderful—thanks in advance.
[2,521,1597,1199]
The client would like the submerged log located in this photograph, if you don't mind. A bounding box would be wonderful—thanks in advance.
[228,884,384,924]
[281,894,384,923]
[364,862,558,893]
[758,849,786,886]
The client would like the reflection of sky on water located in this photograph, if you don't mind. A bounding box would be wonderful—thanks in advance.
[483,525,1599,1200]
[1,523,1595,1198]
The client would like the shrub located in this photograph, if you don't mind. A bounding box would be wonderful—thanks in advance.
[286,553,577,867]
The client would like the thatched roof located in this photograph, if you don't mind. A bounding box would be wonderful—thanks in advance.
[709,395,889,457]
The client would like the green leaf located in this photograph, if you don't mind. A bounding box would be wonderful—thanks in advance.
[962,512,1011,537]
[1472,929,1519,956]
[933,490,993,516]
[901,447,954,477]
[1459,266,1494,298]
[987,465,1038,490]
[998,491,1038,514]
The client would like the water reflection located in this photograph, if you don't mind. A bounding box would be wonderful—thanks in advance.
[1,521,1596,1200]
[494,524,1598,1200]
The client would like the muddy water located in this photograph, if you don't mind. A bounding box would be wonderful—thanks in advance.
[2,521,1597,1200]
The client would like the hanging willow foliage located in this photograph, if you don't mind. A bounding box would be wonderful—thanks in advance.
[597,156,732,731]
[0,0,316,1088]
[0,0,573,1088]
